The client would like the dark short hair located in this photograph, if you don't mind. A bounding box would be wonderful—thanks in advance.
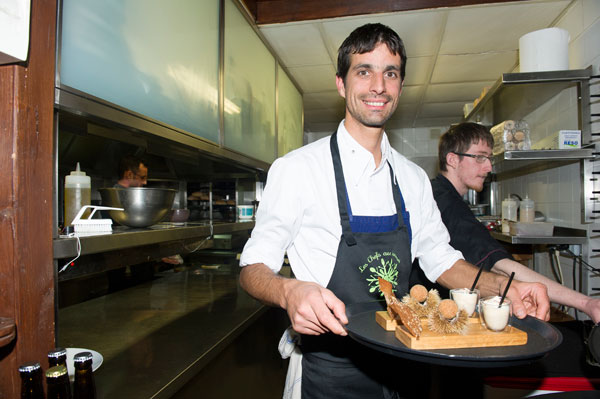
[336,23,407,82]
[118,155,145,179]
[438,123,494,172]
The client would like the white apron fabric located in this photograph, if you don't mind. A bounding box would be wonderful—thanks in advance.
[278,326,302,399]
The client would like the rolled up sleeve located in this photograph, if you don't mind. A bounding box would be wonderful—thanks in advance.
[240,157,304,273]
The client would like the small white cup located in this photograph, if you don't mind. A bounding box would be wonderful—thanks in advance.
[450,288,479,317]
[479,296,511,332]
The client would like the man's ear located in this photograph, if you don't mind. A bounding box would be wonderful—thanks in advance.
[335,75,346,98]
[446,152,459,170]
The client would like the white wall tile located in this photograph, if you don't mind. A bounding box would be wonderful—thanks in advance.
[583,18,600,68]
[583,0,600,32]
[556,0,584,41]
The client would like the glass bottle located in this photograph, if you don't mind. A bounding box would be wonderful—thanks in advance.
[48,347,68,368]
[46,365,72,399]
[19,361,45,399]
[73,352,96,399]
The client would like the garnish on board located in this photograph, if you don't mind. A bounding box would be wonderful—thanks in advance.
[428,299,469,335]
[378,277,422,339]
[401,284,441,318]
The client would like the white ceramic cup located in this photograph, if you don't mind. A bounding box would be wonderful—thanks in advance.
[479,296,511,332]
[450,288,479,317]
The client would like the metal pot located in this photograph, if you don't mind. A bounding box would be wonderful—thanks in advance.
[98,187,176,227]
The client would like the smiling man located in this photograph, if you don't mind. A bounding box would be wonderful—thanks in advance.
[239,24,549,399]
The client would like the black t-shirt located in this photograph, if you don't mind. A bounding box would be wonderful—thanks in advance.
[410,174,512,297]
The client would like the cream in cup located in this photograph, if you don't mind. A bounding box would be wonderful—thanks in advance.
[479,296,511,332]
[450,288,479,317]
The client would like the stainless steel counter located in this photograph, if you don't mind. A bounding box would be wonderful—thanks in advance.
[490,226,587,245]
[58,262,275,398]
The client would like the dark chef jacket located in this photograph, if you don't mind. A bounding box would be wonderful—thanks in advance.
[410,174,513,297]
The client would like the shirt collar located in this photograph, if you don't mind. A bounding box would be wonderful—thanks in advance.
[336,120,391,187]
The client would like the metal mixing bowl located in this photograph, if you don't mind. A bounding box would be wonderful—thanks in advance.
[98,187,177,228]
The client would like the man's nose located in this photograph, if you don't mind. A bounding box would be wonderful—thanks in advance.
[370,73,385,94]
[482,159,493,173]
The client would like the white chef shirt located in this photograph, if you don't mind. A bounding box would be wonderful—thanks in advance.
[240,121,463,287]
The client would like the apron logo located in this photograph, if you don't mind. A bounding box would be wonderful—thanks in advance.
[359,251,400,294]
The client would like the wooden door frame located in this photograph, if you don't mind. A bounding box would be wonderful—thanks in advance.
[0,0,57,395]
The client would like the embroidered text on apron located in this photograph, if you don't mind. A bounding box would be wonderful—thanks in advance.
[301,132,421,399]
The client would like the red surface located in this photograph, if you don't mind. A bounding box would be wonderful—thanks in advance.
[485,376,600,391]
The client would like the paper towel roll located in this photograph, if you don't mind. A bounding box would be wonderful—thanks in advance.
[519,28,569,73]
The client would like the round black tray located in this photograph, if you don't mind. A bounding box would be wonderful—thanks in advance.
[346,301,562,368]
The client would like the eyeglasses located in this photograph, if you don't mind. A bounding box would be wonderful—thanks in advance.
[452,152,493,164]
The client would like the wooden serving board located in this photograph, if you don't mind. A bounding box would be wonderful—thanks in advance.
[375,311,528,350]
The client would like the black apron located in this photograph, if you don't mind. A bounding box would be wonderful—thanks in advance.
[301,132,425,399]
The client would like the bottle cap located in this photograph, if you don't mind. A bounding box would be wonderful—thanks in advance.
[73,351,93,363]
[69,162,87,177]
[48,347,67,358]
[45,365,68,378]
[19,362,41,373]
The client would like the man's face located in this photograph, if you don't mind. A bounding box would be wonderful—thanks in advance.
[129,163,148,187]
[454,141,493,193]
[336,43,403,131]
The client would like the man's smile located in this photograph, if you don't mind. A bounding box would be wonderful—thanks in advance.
[362,96,391,108]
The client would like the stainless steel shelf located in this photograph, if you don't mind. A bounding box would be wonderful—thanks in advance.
[500,148,595,161]
[53,220,255,259]
[465,68,592,124]
[490,226,587,245]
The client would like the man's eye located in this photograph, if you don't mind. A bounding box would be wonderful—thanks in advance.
[385,71,398,78]
[357,70,369,76]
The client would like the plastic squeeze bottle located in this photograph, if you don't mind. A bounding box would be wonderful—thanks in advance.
[64,163,91,226]
[520,196,535,223]
[501,198,517,233]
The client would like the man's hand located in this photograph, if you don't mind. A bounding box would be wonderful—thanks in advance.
[282,279,348,336]
[506,280,550,321]
[437,260,550,321]
[239,263,348,336]
[582,297,600,324]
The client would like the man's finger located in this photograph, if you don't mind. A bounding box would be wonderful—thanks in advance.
[323,290,348,325]
[510,296,527,319]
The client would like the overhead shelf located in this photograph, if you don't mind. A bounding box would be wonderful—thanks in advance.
[464,68,593,125]
[497,147,595,162]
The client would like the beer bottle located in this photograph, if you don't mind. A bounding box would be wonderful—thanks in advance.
[18,361,45,399]
[73,352,96,399]
[46,365,72,399]
[48,347,68,368]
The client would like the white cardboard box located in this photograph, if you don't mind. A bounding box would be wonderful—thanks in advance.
[558,130,581,149]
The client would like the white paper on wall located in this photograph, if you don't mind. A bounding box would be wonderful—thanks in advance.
[0,0,31,64]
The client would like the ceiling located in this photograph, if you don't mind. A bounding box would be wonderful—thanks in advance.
[244,0,574,132]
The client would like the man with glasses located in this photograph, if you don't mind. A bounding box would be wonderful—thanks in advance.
[411,122,600,323]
